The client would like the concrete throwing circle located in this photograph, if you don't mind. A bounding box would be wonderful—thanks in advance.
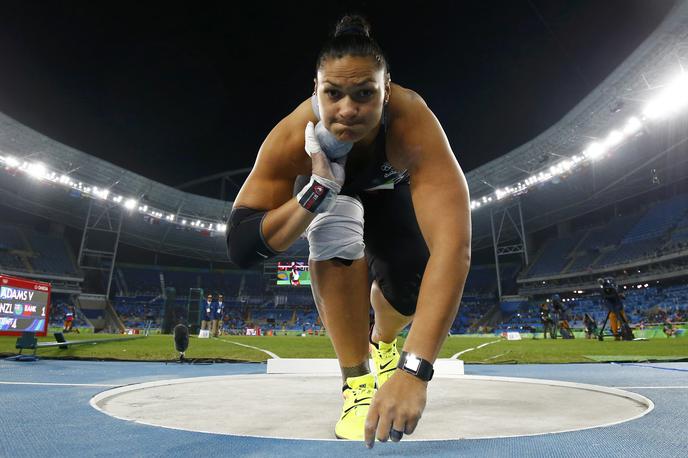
[90,374,652,440]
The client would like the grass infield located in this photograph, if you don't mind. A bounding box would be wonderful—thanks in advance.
[1,328,685,364]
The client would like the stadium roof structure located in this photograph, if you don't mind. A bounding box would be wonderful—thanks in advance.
[1,1,688,263]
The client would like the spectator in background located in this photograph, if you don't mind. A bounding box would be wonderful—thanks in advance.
[201,293,213,333]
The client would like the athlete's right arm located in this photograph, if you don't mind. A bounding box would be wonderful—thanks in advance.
[229,100,340,262]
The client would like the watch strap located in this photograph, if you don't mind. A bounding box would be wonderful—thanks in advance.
[397,351,434,382]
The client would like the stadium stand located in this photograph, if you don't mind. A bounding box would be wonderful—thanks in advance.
[526,235,582,277]
[621,193,688,244]
[0,223,79,276]
[594,237,665,267]
[27,232,78,275]
[492,283,687,335]
[463,263,520,296]
[0,224,28,250]
[523,192,688,279]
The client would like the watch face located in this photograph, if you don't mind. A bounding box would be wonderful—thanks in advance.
[405,354,421,372]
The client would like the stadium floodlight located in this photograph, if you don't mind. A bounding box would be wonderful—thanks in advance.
[124,198,137,210]
[0,153,229,236]
[603,130,624,148]
[93,187,109,200]
[583,142,606,161]
[5,156,20,168]
[26,162,47,180]
[643,73,688,120]
[624,116,642,136]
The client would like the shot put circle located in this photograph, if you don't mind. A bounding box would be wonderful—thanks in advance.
[90,374,652,440]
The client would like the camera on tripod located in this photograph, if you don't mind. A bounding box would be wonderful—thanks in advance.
[597,277,634,341]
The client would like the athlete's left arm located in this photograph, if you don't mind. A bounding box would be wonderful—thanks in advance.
[364,94,471,447]
[402,96,471,362]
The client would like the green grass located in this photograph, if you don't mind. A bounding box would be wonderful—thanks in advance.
[1,330,685,364]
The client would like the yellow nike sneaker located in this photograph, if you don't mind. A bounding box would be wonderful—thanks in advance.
[334,373,376,440]
[370,338,400,388]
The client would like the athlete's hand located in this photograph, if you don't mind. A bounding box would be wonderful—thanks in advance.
[305,122,346,187]
[364,370,427,448]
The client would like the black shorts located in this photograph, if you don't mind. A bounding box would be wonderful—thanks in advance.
[359,183,429,316]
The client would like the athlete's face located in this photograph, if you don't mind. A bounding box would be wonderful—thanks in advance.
[315,55,389,143]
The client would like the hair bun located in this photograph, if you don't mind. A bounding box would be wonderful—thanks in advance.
[334,15,371,38]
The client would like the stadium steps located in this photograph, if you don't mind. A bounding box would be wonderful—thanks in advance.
[62,238,80,276]
[16,230,35,272]
[523,245,548,277]
[561,230,592,274]
[116,268,129,296]
[19,253,34,273]
[17,228,31,252]
[475,302,502,330]
[561,257,577,274]
[588,251,606,269]
[77,294,125,333]
[568,229,591,258]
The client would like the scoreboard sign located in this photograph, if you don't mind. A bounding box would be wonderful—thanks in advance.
[0,274,51,337]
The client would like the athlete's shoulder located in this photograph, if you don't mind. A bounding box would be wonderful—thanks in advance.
[386,84,436,142]
[386,83,456,173]
[255,98,317,171]
[387,83,430,119]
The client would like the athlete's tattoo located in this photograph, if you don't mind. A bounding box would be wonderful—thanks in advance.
[341,361,371,387]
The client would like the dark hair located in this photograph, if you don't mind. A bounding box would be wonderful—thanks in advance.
[316,15,389,74]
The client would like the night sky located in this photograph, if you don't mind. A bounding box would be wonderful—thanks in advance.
[0,1,677,199]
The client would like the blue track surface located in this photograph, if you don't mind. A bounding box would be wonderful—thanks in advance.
[1,359,685,457]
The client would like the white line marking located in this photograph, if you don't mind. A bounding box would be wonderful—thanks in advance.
[451,339,500,359]
[0,381,119,387]
[216,338,280,359]
[614,386,688,389]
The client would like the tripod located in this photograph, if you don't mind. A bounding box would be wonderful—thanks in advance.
[598,309,634,341]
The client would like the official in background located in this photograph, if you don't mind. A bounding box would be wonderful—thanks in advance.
[212,294,225,337]
[201,293,213,332]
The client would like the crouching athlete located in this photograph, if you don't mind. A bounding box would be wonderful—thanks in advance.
[226,15,471,447]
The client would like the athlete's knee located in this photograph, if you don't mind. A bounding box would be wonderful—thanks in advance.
[306,195,365,261]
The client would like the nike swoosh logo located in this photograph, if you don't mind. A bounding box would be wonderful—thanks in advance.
[380,360,395,370]
[256,252,268,258]
[341,397,372,418]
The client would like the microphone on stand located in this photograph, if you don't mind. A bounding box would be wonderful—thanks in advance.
[173,324,189,362]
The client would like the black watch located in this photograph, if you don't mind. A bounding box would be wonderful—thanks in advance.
[397,351,434,382]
